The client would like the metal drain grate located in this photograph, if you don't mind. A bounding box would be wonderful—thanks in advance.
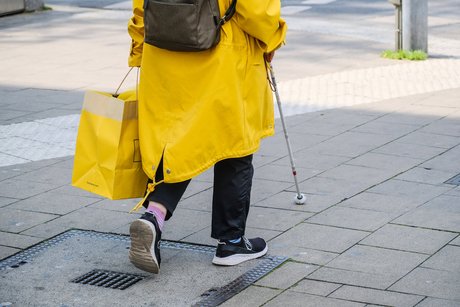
[445,173,460,185]
[194,255,287,307]
[71,269,145,290]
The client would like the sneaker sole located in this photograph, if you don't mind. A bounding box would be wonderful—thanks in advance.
[211,245,268,266]
[129,219,159,274]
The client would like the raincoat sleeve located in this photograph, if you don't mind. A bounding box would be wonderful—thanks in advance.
[235,0,287,52]
[128,0,144,67]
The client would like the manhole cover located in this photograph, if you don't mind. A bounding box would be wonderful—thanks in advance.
[0,230,287,306]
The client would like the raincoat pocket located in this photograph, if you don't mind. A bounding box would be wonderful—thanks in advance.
[72,90,148,199]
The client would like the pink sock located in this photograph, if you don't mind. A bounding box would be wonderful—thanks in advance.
[146,205,166,231]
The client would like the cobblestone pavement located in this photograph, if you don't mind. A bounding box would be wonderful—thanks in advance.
[0,0,459,306]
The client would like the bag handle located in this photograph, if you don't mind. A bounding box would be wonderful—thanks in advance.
[217,0,237,28]
[114,67,140,100]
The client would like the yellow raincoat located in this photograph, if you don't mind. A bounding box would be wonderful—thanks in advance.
[128,0,287,183]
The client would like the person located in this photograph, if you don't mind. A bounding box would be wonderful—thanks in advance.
[127,0,287,274]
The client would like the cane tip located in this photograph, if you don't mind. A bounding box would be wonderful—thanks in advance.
[294,193,306,205]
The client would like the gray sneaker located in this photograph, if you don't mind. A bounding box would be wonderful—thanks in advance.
[129,212,161,273]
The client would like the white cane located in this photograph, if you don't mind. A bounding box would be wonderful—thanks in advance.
[268,63,306,205]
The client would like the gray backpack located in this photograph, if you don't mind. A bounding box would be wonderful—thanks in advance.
[143,0,237,52]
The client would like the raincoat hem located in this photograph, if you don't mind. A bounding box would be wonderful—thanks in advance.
[159,128,274,183]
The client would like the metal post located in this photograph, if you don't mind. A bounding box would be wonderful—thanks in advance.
[388,0,402,50]
[402,0,428,52]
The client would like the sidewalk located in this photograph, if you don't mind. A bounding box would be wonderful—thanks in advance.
[1,0,459,306]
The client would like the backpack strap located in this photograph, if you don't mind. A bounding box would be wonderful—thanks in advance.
[217,0,237,28]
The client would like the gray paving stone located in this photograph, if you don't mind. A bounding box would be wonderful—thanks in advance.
[372,142,448,160]
[346,152,424,173]
[376,106,447,127]
[307,206,398,231]
[326,245,428,283]
[291,279,341,296]
[289,119,363,137]
[5,100,62,113]
[270,223,368,253]
[0,178,62,199]
[88,197,139,213]
[177,189,212,212]
[0,167,25,181]
[446,186,460,198]
[308,267,397,289]
[268,245,339,265]
[396,167,460,185]
[51,185,104,199]
[11,166,73,185]
[255,261,318,289]
[253,154,280,169]
[389,268,460,300]
[260,132,329,158]
[193,167,213,183]
[46,157,75,170]
[0,208,58,233]
[422,245,460,272]
[394,195,460,232]
[21,207,138,238]
[360,224,457,254]
[298,176,374,200]
[0,245,20,260]
[0,231,43,249]
[273,150,351,173]
[0,157,66,173]
[0,196,18,208]
[309,110,379,127]
[254,163,318,183]
[162,208,211,241]
[252,188,320,212]
[275,112,321,129]
[247,206,313,232]
[419,117,460,137]
[415,297,460,307]
[420,147,460,172]
[7,192,100,215]
[264,291,365,307]
[0,109,31,122]
[396,131,460,149]
[259,132,322,157]
[250,178,294,204]
[17,107,80,122]
[220,286,281,307]
[181,180,212,200]
[338,192,422,214]
[308,131,396,158]
[295,194,345,213]
[350,120,419,138]
[318,164,396,186]
[450,236,460,246]
[330,285,424,307]
[367,179,452,205]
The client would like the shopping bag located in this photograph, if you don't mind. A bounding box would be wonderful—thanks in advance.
[72,86,148,199]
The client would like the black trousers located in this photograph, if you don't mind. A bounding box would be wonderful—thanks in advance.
[145,155,254,240]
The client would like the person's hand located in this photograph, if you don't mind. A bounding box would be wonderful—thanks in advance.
[264,51,275,63]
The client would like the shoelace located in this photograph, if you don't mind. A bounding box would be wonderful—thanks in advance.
[243,237,253,251]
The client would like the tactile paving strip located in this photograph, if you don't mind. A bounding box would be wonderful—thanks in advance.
[0,229,287,306]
